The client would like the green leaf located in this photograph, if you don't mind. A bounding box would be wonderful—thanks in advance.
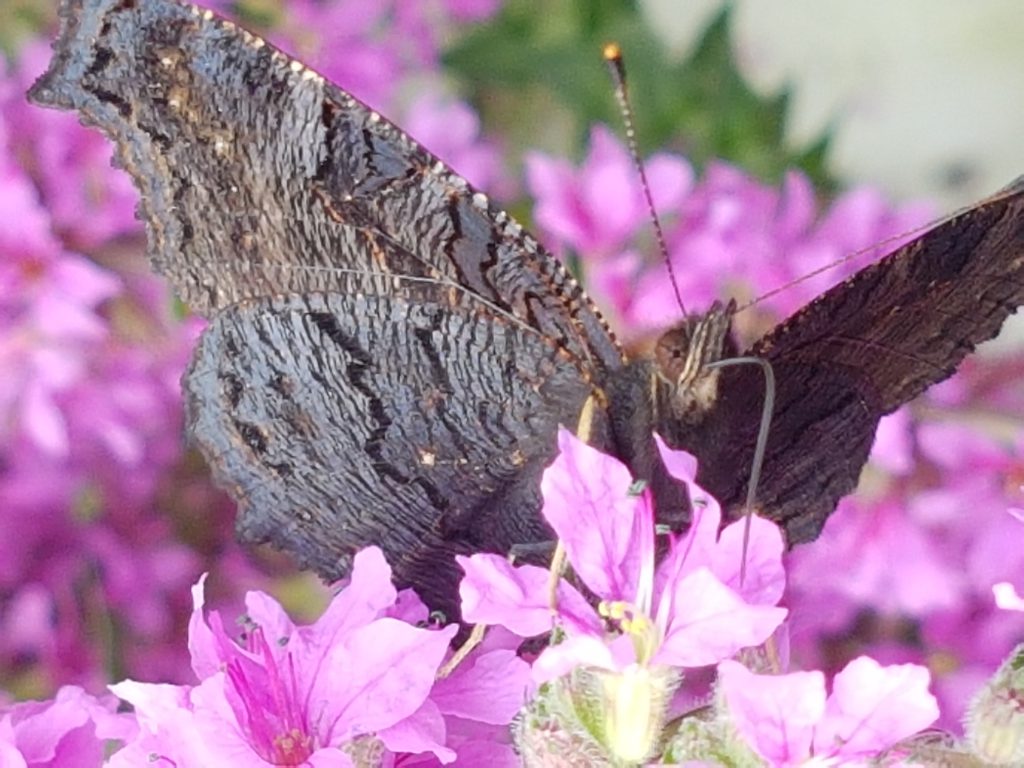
[445,0,836,190]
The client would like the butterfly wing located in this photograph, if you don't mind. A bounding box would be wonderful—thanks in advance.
[692,177,1024,543]
[186,290,597,612]
[28,0,622,374]
[29,0,626,608]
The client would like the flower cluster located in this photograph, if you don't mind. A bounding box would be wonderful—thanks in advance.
[527,124,936,336]
[10,431,1008,766]
[3,0,1024,764]
[1,42,228,692]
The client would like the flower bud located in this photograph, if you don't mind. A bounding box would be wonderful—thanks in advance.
[515,664,681,766]
[965,643,1024,764]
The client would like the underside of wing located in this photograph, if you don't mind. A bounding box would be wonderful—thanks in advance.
[185,291,597,614]
[756,176,1024,412]
[688,178,1024,543]
[28,0,623,373]
[29,0,626,610]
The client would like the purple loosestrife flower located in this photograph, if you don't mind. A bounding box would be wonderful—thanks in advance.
[0,102,121,456]
[0,685,134,767]
[0,244,211,687]
[408,626,530,767]
[993,581,1024,610]
[460,429,787,764]
[788,419,1024,729]
[275,0,406,110]
[1,32,277,695]
[525,126,692,329]
[3,43,139,251]
[526,125,693,258]
[401,92,508,197]
[717,656,939,765]
[275,0,501,113]
[108,548,459,767]
[461,429,787,671]
[526,127,933,336]
[3,0,509,702]
[993,504,1024,611]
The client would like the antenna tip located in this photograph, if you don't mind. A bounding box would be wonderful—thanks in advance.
[602,42,622,62]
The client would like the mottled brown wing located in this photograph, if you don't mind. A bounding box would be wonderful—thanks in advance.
[27,0,628,613]
[28,0,623,374]
[690,177,1024,543]
[186,290,598,614]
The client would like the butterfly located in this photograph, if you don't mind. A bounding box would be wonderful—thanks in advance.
[30,0,1024,615]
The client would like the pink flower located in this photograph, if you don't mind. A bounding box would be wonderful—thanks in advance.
[991,507,1024,610]
[788,496,963,620]
[4,42,139,250]
[464,431,786,765]
[392,1,501,68]
[277,0,500,113]
[415,627,530,766]
[459,429,787,680]
[275,0,404,110]
[109,548,458,766]
[719,656,939,764]
[0,686,134,767]
[400,92,508,196]
[994,582,1024,611]
[526,124,692,257]
[0,253,122,457]
[525,126,935,336]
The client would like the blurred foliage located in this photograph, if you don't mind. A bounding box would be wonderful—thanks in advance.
[446,0,836,192]
[0,0,51,53]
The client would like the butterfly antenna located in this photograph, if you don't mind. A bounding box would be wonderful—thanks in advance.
[739,185,1018,315]
[604,43,687,319]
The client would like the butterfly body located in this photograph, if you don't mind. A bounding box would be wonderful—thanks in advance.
[30,0,1024,614]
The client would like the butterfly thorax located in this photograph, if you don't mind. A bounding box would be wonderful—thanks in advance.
[600,301,738,533]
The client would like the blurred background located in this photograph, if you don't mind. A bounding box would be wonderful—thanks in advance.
[645,0,1024,208]
[1,0,1022,736]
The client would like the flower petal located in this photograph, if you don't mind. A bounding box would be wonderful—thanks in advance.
[711,515,786,606]
[658,568,787,667]
[457,554,597,638]
[430,648,532,724]
[543,428,645,600]
[313,546,399,643]
[532,634,636,684]
[814,657,939,756]
[994,581,1024,611]
[718,659,825,763]
[322,619,458,739]
[377,699,455,764]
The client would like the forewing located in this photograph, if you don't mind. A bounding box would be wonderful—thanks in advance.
[28,0,623,372]
[185,291,597,613]
[693,178,1024,543]
[755,177,1024,412]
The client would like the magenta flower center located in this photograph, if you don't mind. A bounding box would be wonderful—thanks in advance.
[226,626,316,765]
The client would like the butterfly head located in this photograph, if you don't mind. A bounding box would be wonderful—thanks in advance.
[652,300,737,423]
